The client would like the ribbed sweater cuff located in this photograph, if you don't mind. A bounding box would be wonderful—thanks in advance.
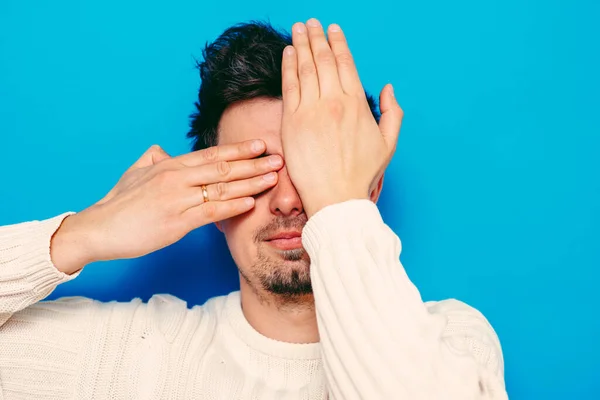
[302,199,382,255]
[0,212,80,312]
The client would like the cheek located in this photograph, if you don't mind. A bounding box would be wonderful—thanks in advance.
[221,209,262,266]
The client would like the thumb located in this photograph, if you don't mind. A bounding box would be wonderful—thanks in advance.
[378,84,404,148]
[127,144,171,172]
[96,145,171,206]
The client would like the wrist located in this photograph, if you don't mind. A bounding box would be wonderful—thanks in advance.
[50,212,98,275]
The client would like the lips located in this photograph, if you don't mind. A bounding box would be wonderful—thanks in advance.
[265,231,303,250]
[267,231,301,240]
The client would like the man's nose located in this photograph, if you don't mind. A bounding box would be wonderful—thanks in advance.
[268,167,304,217]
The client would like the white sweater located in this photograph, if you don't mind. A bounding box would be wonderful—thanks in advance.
[0,200,507,399]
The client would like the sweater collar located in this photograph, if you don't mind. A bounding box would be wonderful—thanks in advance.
[225,291,322,360]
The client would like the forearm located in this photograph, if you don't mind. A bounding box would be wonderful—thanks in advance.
[0,213,80,324]
[303,200,506,399]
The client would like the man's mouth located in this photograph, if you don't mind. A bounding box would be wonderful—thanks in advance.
[265,231,303,250]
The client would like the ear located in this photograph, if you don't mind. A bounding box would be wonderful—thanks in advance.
[214,221,223,232]
[369,173,385,203]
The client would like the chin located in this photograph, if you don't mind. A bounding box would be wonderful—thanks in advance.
[248,246,313,297]
[278,248,308,263]
[263,267,314,297]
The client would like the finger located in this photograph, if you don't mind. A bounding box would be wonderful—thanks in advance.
[378,84,404,150]
[292,22,319,103]
[327,24,363,96]
[128,145,171,172]
[183,154,283,186]
[306,18,341,96]
[182,197,255,228]
[175,139,266,167]
[184,172,278,206]
[281,45,300,113]
[206,172,278,202]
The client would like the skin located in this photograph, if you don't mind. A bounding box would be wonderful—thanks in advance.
[50,18,403,345]
[50,140,284,274]
[215,98,317,342]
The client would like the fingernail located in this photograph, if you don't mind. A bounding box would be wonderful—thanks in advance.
[307,18,320,27]
[252,140,264,153]
[294,23,306,34]
[284,46,295,56]
[268,155,282,167]
[329,24,341,32]
[245,197,255,207]
[263,172,277,182]
[389,84,395,97]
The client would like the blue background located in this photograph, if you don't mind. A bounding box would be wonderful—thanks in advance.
[1,0,599,398]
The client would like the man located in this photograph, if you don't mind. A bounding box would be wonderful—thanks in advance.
[0,19,507,399]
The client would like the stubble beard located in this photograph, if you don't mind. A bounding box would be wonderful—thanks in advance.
[240,215,313,306]
[254,247,312,296]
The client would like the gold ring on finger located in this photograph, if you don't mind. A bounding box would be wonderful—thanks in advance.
[201,184,210,203]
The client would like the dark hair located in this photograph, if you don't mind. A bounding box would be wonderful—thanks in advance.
[187,21,380,151]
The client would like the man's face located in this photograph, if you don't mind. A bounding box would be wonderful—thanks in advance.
[216,97,311,298]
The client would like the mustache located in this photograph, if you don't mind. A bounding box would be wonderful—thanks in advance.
[253,214,308,243]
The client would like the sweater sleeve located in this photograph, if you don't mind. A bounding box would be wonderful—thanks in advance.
[302,200,508,400]
[0,212,80,326]
[0,215,200,399]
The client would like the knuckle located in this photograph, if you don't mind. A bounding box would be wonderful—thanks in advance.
[157,158,174,171]
[155,169,176,186]
[215,182,228,199]
[299,62,317,77]
[397,106,405,118]
[216,160,231,177]
[327,99,345,119]
[315,51,335,65]
[283,81,299,95]
[203,146,219,162]
[335,52,354,68]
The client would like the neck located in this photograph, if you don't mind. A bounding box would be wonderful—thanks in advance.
[239,278,319,344]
